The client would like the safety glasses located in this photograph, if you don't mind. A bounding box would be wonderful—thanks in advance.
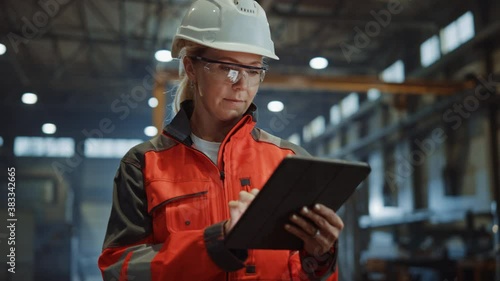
[189,56,267,87]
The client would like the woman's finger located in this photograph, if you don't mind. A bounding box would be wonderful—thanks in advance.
[284,223,311,242]
[250,188,260,196]
[238,190,255,205]
[228,200,239,208]
[289,213,317,236]
[299,207,341,242]
[311,204,344,230]
[284,223,331,255]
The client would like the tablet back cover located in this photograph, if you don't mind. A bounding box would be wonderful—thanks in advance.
[224,156,370,250]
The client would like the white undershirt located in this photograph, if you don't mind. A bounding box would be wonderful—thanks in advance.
[190,133,221,164]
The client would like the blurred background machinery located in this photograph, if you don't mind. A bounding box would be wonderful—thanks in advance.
[0,0,499,280]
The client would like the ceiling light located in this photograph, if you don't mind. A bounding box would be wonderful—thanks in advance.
[267,101,284,112]
[22,92,38,104]
[42,123,57,134]
[309,57,328,70]
[0,43,6,56]
[144,126,158,137]
[148,97,159,108]
[155,50,173,62]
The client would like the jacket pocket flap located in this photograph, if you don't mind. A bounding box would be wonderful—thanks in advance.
[146,179,209,214]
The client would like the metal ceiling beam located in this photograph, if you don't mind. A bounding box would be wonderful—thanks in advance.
[1,0,31,86]
[86,0,119,36]
[52,42,89,81]
[151,2,164,52]
[259,0,275,12]
[270,8,438,31]
[78,0,99,78]
[363,36,405,70]
[78,0,122,75]
[0,30,152,45]
[141,2,152,49]
[94,44,122,74]
[272,0,302,42]
[260,74,475,95]
[124,0,188,4]
[155,69,474,95]
[51,35,64,74]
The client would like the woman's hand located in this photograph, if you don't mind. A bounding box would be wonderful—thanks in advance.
[225,188,260,235]
[284,204,344,256]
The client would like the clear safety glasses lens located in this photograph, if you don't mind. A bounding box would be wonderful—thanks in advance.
[190,56,267,87]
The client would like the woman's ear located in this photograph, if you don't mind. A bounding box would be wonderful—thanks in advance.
[183,56,196,81]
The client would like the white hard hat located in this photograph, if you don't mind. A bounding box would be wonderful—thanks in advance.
[171,0,279,60]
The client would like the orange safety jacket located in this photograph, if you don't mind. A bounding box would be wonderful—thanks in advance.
[98,101,339,281]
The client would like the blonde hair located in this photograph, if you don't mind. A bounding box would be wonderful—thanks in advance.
[172,41,207,114]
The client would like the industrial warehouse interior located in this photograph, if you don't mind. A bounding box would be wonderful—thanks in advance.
[0,0,499,280]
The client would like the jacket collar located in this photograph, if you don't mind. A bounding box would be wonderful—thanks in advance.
[163,100,258,146]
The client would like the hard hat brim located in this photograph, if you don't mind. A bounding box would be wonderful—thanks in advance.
[172,35,279,60]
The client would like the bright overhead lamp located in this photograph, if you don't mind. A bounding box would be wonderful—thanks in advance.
[144,126,158,137]
[0,43,6,55]
[309,57,328,70]
[267,101,284,112]
[148,97,159,108]
[155,50,173,62]
[42,123,57,134]
[22,92,38,104]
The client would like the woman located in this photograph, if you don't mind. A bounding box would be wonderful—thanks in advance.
[98,0,343,280]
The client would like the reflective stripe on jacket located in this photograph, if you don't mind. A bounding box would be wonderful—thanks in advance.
[98,101,339,281]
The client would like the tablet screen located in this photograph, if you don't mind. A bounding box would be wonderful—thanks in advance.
[224,156,371,250]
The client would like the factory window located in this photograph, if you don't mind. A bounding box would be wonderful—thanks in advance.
[287,133,300,146]
[420,35,441,67]
[14,137,75,157]
[303,116,325,142]
[441,11,475,54]
[84,138,142,158]
[330,105,341,125]
[440,22,460,54]
[457,11,475,44]
[0,136,3,147]
[367,88,381,101]
[310,116,325,138]
[341,93,359,118]
[380,60,405,83]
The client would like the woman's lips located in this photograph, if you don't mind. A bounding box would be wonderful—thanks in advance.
[225,98,244,102]
[224,98,245,108]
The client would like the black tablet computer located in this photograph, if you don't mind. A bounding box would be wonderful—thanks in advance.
[224,155,371,250]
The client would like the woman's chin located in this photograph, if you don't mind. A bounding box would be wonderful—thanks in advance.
[216,110,245,123]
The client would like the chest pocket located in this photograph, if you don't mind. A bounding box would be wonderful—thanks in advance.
[147,179,210,235]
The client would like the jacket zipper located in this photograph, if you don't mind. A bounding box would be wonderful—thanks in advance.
[182,145,227,222]
[149,191,208,214]
[183,142,231,281]
[164,117,252,281]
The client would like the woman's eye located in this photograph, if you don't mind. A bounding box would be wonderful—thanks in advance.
[247,70,260,76]
[218,65,232,72]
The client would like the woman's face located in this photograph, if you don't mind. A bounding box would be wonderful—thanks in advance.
[187,49,263,123]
